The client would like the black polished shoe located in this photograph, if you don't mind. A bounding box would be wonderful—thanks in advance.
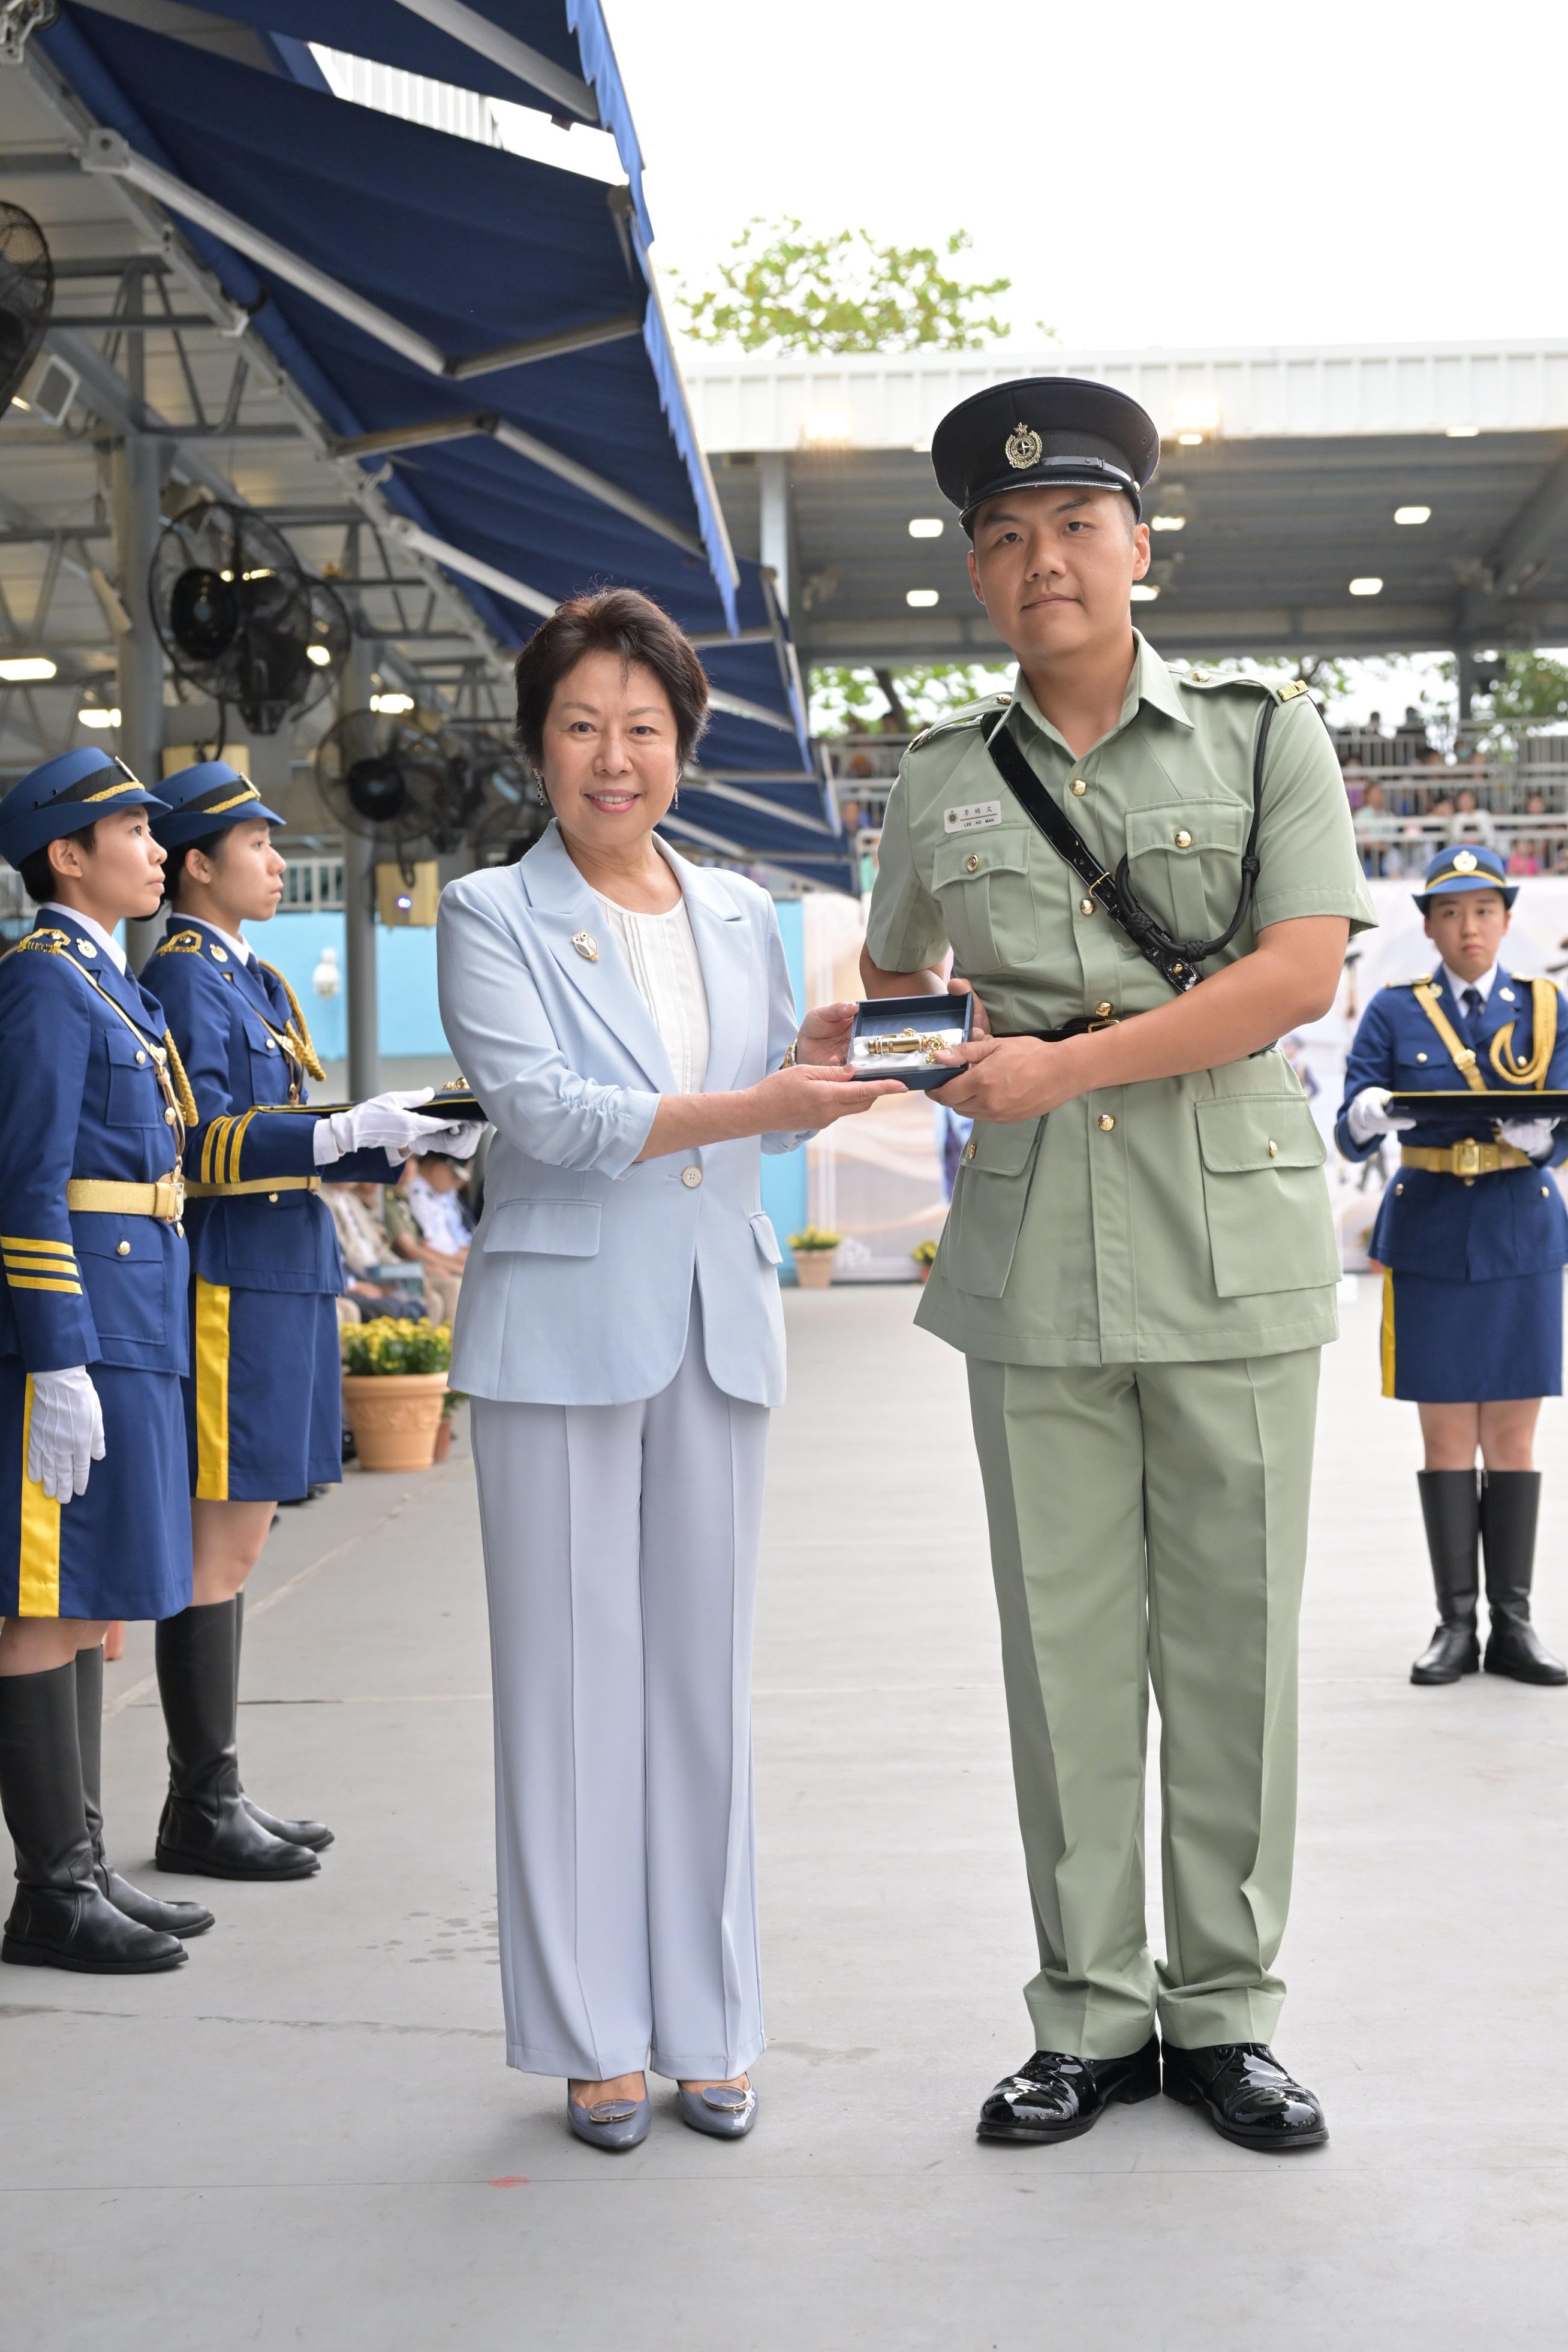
[75,1647,214,1939]
[154,1602,318,1882]
[977,2035,1160,2145]
[1411,1619,1480,1684]
[1162,2042,1326,2152]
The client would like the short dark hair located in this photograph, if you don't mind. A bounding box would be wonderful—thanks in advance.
[513,588,709,777]
[164,827,231,906]
[17,823,97,904]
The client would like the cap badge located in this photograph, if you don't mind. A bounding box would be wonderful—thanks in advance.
[571,930,600,963]
[1005,422,1043,471]
[1452,850,1479,873]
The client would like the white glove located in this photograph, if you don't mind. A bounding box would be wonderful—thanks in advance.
[314,1087,484,1169]
[1346,1086,1417,1146]
[26,1367,105,1502]
[1498,1116,1558,1161]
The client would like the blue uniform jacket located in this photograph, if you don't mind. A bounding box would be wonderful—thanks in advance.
[147,923,387,1297]
[0,921,189,1374]
[1336,965,1568,1279]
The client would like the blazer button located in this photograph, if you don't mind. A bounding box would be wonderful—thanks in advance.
[1097,1112,1116,1132]
[1070,778,1087,796]
[1175,829,1193,849]
[1267,1139,1279,1157]
[116,1239,130,1256]
[1079,897,1096,916]
[1395,1183,1404,1195]
[681,1166,703,1189]
[1545,1187,1552,1198]
[965,853,979,873]
[135,1050,147,1065]
[268,1191,279,1203]
[1094,1002,1113,1019]
[1416,1052,1428,1063]
[266,1038,277,1051]
[962,1139,977,1163]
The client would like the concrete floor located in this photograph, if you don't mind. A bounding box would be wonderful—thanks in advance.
[6,1282,1568,2349]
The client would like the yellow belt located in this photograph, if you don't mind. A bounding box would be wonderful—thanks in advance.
[67,1174,185,1222]
[183,1175,322,1198]
[1400,1141,1533,1178]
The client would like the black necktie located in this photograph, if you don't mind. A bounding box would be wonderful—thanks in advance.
[1462,985,1484,1043]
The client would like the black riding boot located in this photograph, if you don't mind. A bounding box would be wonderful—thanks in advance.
[154,1601,318,1879]
[1411,1470,1481,1684]
[1480,1470,1567,1685]
[74,1646,212,1938]
[0,1662,185,1972]
[233,1590,333,1852]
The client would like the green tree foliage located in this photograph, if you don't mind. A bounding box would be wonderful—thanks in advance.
[1476,650,1568,729]
[676,218,1013,354]
[810,662,1013,737]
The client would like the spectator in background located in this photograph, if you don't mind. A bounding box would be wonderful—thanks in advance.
[1509,793,1550,878]
[1395,705,1430,763]
[1452,786,1497,847]
[384,1154,472,1327]
[326,1181,422,1322]
[1353,780,1401,875]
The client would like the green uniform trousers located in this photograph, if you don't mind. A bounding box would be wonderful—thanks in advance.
[967,1346,1321,2060]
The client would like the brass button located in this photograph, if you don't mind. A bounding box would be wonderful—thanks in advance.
[1267,1139,1279,1159]
[1395,1183,1404,1195]
[1416,1052,1428,1063]
[1097,1112,1116,1132]
[116,1240,130,1257]
[962,1139,977,1163]
[1175,828,1193,849]
[681,1166,703,1189]
[135,1050,147,1066]
[1094,1002,1113,1020]
[1070,778,1087,796]
[266,1038,277,1052]
[965,853,979,873]
[267,1191,278,1203]
[1078,897,1096,916]
[1545,1187,1552,1199]
[163,1107,176,1124]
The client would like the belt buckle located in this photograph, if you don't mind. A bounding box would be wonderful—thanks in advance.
[154,1171,185,1222]
[1454,1138,1481,1177]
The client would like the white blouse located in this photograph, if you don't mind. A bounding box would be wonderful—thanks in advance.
[593,889,711,1094]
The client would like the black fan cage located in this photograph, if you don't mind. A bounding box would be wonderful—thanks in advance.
[0,201,53,411]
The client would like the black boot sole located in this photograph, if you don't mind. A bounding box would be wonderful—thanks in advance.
[1162,2076,1328,2152]
[154,1843,319,1882]
[1483,1656,1568,1685]
[976,2059,1161,2145]
[1410,1658,1479,1685]
[1,1932,186,1975]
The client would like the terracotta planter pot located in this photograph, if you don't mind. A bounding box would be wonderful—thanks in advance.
[342,1372,447,1472]
[793,1250,836,1289]
[917,1262,933,1285]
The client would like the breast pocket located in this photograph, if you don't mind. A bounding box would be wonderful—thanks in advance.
[244,1018,289,1102]
[103,1031,167,1129]
[1123,799,1249,949]
[482,1199,602,1258]
[931,830,1037,973]
[1195,1093,1337,1298]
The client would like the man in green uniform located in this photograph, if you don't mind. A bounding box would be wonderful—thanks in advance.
[862,378,1374,2154]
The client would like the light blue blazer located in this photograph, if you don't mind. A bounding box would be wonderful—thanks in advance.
[436,823,803,1409]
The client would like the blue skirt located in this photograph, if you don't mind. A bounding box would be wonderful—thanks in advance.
[1382,1268,1563,1402]
[185,1281,343,1502]
[0,1360,192,1620]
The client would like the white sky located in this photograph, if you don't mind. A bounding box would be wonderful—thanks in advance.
[609,0,1564,353]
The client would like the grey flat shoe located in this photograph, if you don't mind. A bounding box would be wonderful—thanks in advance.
[677,2082,758,2140]
[565,2092,651,2152]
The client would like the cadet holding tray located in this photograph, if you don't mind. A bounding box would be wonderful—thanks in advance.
[0,750,212,1972]
[143,761,483,1882]
[1337,841,1568,1688]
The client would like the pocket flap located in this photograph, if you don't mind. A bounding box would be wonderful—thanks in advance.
[750,1211,783,1265]
[1124,799,1248,859]
[931,830,1032,891]
[73,1218,163,1261]
[968,1117,1042,1176]
[1196,1095,1326,1174]
[482,1198,603,1256]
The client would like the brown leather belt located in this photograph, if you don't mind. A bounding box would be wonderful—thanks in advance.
[66,1174,185,1222]
[1400,1141,1532,1178]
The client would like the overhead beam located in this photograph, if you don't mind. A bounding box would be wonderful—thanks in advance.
[1483,437,1568,600]
[387,0,598,124]
[684,776,834,835]
[447,309,643,380]
[386,518,556,621]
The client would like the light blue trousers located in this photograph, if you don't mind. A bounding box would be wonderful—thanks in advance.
[471,1298,769,2082]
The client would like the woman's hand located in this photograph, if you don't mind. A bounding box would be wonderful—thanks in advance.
[929,1036,1082,1123]
[791,1001,858,1066]
[751,1060,904,1130]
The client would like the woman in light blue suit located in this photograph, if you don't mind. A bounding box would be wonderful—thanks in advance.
[437,590,899,2152]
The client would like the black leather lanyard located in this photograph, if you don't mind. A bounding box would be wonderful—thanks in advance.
[983,699,1274,995]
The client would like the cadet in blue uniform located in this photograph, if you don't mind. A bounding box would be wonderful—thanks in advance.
[145,761,482,1882]
[0,750,212,1972]
[1337,841,1568,1687]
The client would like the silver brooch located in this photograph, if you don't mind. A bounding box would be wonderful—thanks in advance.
[571,930,599,963]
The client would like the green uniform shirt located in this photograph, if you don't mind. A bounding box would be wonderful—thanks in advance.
[865,634,1377,1367]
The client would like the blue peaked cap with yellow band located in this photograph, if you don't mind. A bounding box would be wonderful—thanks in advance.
[151,759,284,849]
[1414,840,1518,912]
[0,747,168,871]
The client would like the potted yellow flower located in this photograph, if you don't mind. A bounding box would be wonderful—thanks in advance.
[341,1316,452,1472]
[787,1226,843,1290]
[911,1238,940,1285]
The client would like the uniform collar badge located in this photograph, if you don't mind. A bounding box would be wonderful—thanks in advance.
[571,930,600,962]
[75,937,96,957]
[1005,423,1043,470]
[209,942,228,961]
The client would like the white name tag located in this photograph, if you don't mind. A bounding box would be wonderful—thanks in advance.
[943,800,1003,834]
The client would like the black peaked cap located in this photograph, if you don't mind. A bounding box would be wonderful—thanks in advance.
[932,376,1161,531]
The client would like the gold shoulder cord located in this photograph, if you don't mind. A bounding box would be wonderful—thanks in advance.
[1488,977,1558,1091]
[257,959,327,1085]
[1411,982,1489,1094]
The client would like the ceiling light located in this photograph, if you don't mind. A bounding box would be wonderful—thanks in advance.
[369,690,415,714]
[1150,513,1186,532]
[305,643,333,667]
[78,706,121,728]
[800,406,853,447]
[905,588,940,609]
[908,518,944,539]
[1349,576,1383,597]
[1446,425,1480,439]
[1394,505,1431,526]
[0,655,57,682]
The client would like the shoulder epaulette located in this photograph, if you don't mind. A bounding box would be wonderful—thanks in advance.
[1382,973,1434,991]
[7,927,70,955]
[1182,670,1311,705]
[908,693,1011,753]
[154,929,204,957]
